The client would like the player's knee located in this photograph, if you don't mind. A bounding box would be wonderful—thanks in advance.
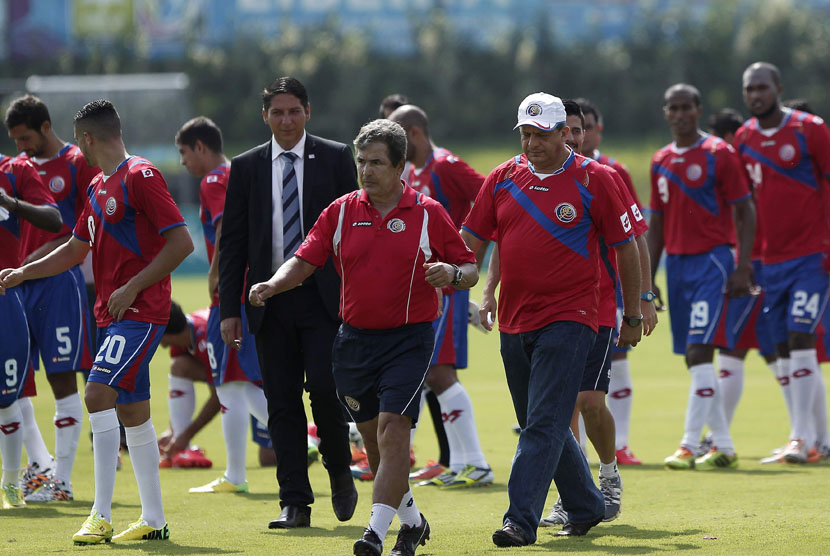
[48,370,79,398]
[788,332,815,351]
[578,394,604,421]
[685,344,715,367]
[425,364,457,394]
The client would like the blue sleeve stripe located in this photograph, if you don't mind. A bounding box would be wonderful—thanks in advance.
[72,232,90,243]
[158,221,186,235]
[211,211,224,226]
[727,193,752,205]
[608,235,634,247]
[461,225,485,241]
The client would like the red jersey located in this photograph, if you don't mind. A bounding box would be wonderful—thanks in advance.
[296,184,476,330]
[402,147,485,228]
[169,308,213,382]
[18,144,99,257]
[735,108,830,264]
[72,156,186,327]
[0,155,55,268]
[650,134,750,255]
[593,150,644,209]
[199,163,230,307]
[462,151,634,334]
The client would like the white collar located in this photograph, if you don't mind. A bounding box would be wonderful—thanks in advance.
[271,131,306,161]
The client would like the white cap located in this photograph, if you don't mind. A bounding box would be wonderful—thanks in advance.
[514,92,566,131]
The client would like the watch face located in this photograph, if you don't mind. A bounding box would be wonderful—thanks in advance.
[641,291,656,302]
[626,316,642,327]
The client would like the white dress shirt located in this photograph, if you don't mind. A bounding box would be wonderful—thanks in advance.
[271,132,306,271]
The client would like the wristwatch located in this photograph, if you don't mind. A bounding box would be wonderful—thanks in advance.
[622,315,643,327]
[450,264,463,286]
[640,291,657,302]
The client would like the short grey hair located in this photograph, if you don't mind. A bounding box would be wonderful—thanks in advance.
[353,119,407,167]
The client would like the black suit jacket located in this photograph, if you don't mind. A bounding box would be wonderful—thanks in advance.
[218,133,358,334]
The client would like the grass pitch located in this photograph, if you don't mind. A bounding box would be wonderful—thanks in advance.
[3,274,829,555]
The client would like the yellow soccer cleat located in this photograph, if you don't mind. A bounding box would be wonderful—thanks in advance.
[113,516,170,541]
[2,484,26,509]
[664,447,696,470]
[695,449,738,470]
[441,465,495,489]
[72,509,113,545]
[188,476,249,493]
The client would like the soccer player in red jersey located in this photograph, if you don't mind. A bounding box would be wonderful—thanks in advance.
[0,154,61,509]
[250,119,478,556]
[389,104,493,489]
[463,93,642,545]
[5,95,100,503]
[0,100,194,542]
[173,117,270,493]
[648,84,756,471]
[735,62,830,463]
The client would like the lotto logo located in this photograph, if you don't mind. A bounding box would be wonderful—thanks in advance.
[442,409,464,423]
[719,370,732,378]
[610,388,631,399]
[54,417,79,429]
[620,212,631,233]
[0,421,21,435]
[792,369,812,378]
[169,389,185,399]
[142,168,154,178]
[695,388,715,398]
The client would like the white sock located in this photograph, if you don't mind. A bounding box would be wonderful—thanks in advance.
[680,363,718,451]
[717,354,745,426]
[17,396,53,467]
[368,503,397,543]
[216,381,248,485]
[607,358,633,450]
[812,369,829,447]
[242,382,269,425]
[706,378,734,455]
[411,388,425,448]
[774,358,796,438]
[0,402,24,487]
[790,349,820,441]
[436,382,487,469]
[54,393,83,484]
[168,375,195,439]
[89,409,119,523]
[599,458,618,478]
[396,488,421,527]
[125,418,165,528]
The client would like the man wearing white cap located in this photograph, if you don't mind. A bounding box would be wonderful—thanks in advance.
[460,93,643,545]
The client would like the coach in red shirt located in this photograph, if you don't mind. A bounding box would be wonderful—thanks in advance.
[249,119,477,556]
[460,93,643,546]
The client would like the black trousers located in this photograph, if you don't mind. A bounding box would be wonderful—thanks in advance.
[254,284,351,510]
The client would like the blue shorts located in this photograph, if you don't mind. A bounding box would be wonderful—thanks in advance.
[332,322,434,424]
[666,245,733,355]
[612,282,630,355]
[762,253,830,344]
[23,266,93,374]
[431,289,469,369]
[251,416,273,449]
[207,305,262,386]
[580,326,614,392]
[89,320,164,404]
[726,260,777,356]
[0,290,32,405]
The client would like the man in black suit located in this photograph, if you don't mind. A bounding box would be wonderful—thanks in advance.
[218,76,357,529]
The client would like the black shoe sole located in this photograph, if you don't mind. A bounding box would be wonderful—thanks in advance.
[353,540,382,556]
[492,530,528,547]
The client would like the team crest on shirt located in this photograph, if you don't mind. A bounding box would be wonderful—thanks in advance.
[387,218,406,233]
[779,144,796,161]
[105,197,117,216]
[555,202,577,223]
[49,176,65,193]
[344,396,360,411]
[526,103,543,117]
[686,164,702,181]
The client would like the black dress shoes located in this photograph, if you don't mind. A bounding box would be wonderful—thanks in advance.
[556,515,603,537]
[492,522,532,547]
[268,505,311,529]
[330,471,358,521]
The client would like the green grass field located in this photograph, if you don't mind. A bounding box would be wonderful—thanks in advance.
[4,273,830,556]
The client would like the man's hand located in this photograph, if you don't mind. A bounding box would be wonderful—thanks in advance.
[641,299,658,336]
[0,189,15,210]
[478,291,497,332]
[617,319,642,348]
[0,268,24,295]
[726,263,753,298]
[652,283,666,311]
[249,281,277,307]
[164,433,191,458]
[220,317,243,350]
[108,283,139,322]
[423,262,454,287]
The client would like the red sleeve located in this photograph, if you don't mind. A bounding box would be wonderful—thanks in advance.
[461,165,502,241]
[807,116,830,179]
[200,174,227,225]
[427,202,477,265]
[609,168,647,236]
[717,144,752,204]
[592,170,634,247]
[440,156,485,205]
[129,166,186,234]
[16,160,55,207]
[649,154,664,213]
[295,199,339,267]
[612,161,643,209]
[72,199,92,243]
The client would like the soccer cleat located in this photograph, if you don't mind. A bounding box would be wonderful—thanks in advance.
[24,479,73,502]
[539,497,567,527]
[664,447,696,470]
[20,460,54,498]
[599,474,622,521]
[409,447,416,468]
[2,484,26,509]
[350,457,374,481]
[615,446,642,466]
[441,465,494,489]
[188,476,249,493]
[351,445,368,466]
[353,527,383,556]
[158,456,173,468]
[389,513,430,556]
[760,453,783,464]
[416,469,456,487]
[780,439,808,464]
[805,446,827,464]
[72,509,112,545]
[171,447,213,468]
[409,460,446,482]
[113,517,170,541]
[696,433,714,458]
[695,449,738,470]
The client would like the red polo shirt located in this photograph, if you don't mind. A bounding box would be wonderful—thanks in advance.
[296,183,476,330]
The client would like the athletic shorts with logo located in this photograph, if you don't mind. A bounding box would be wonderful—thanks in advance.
[580,326,614,393]
[206,304,262,386]
[762,252,830,345]
[431,288,469,368]
[0,289,32,405]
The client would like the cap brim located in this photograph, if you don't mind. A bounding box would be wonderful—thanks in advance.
[513,119,564,131]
